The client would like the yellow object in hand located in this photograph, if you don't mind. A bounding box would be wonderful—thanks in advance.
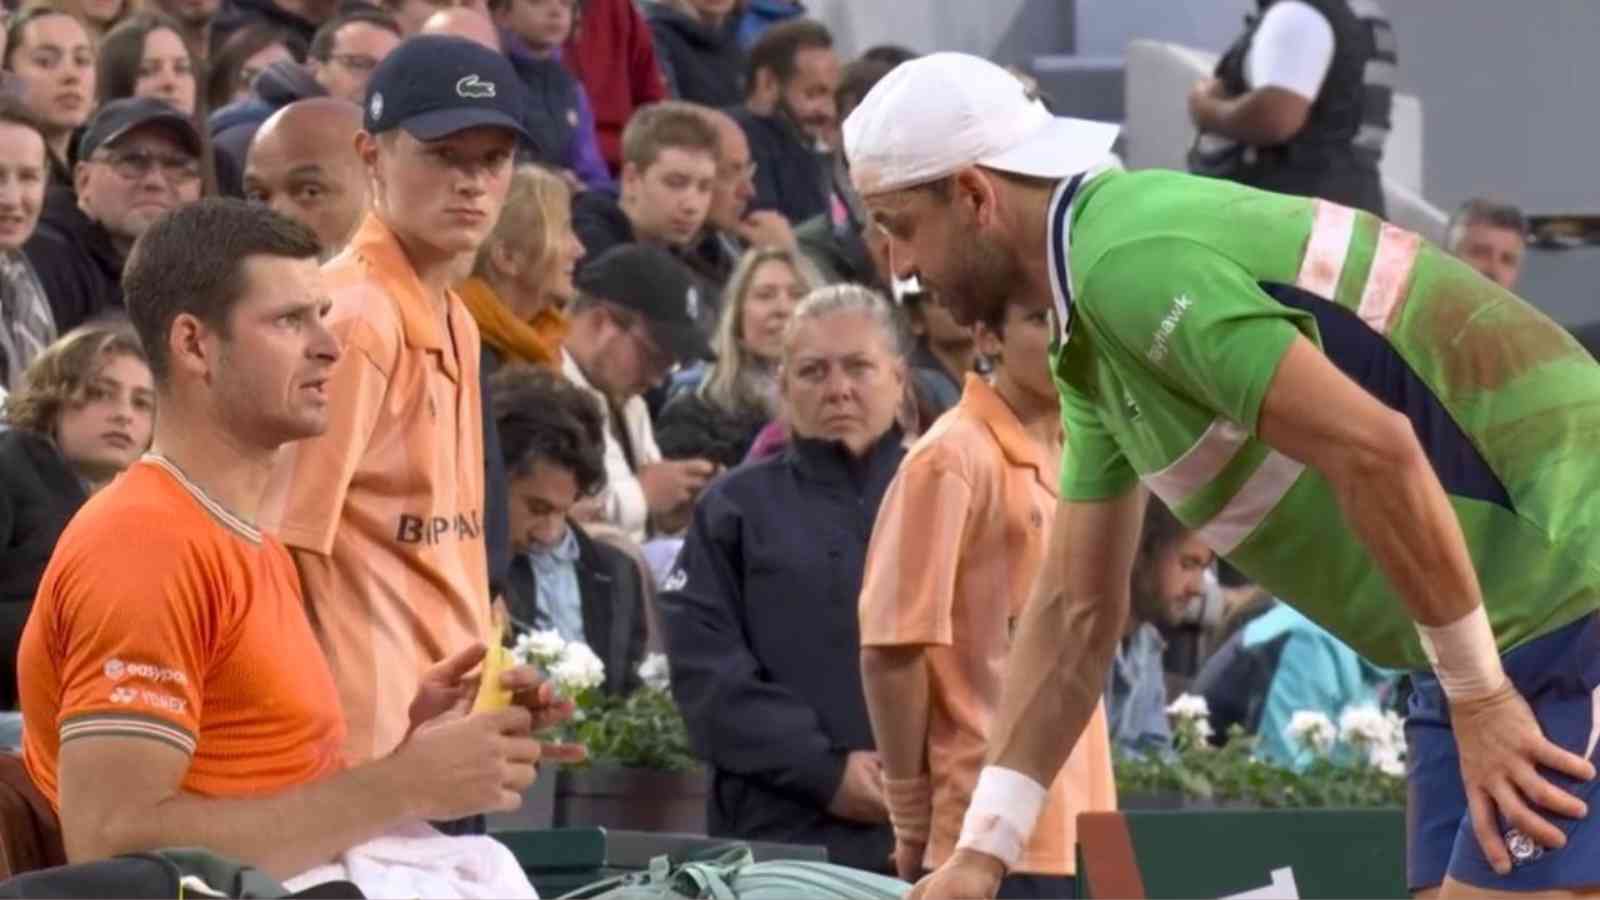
[471,611,514,713]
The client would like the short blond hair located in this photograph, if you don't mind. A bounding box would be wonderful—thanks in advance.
[474,164,573,285]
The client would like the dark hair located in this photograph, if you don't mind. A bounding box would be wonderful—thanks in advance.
[2,320,149,435]
[0,94,49,147]
[1446,196,1526,250]
[309,8,400,61]
[123,198,322,384]
[96,13,195,108]
[859,44,917,67]
[1137,496,1191,564]
[836,56,895,123]
[620,100,719,171]
[490,364,608,497]
[745,18,832,93]
[206,24,308,111]
[4,6,91,70]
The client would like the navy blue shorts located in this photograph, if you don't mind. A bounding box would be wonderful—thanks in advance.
[1406,612,1600,892]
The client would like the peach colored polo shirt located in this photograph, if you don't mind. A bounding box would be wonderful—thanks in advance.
[860,374,1117,876]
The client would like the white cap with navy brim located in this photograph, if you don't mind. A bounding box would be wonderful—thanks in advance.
[843,51,1121,198]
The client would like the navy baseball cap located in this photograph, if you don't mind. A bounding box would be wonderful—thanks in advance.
[362,35,529,141]
[79,97,202,160]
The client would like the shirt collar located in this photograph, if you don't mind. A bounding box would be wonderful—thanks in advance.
[959,374,1056,494]
[528,524,580,564]
[343,213,452,356]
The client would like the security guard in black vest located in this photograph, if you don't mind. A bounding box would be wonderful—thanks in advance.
[1186,0,1395,217]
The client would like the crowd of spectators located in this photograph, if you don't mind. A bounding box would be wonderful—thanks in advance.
[0,0,1571,896]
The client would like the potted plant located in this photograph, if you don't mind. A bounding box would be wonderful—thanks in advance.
[1114,695,1407,810]
[514,633,708,833]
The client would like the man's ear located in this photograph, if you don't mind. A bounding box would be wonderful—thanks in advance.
[749,66,780,110]
[73,162,94,210]
[166,312,214,384]
[952,167,997,227]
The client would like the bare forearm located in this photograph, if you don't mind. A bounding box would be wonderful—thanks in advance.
[861,645,931,778]
[1196,89,1306,146]
[1330,435,1482,627]
[986,585,1126,786]
[87,757,416,880]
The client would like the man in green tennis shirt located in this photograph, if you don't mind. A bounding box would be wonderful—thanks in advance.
[844,52,1600,900]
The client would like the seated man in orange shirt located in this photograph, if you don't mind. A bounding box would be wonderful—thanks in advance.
[859,298,1116,899]
[19,200,574,895]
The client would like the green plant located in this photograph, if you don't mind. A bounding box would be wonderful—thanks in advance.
[1114,697,1406,808]
[566,682,700,773]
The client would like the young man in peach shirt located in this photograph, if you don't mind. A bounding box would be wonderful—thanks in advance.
[262,35,529,763]
[860,299,1116,899]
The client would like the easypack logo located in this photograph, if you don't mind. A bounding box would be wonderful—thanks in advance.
[103,658,188,686]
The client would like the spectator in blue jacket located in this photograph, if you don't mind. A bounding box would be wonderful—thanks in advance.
[659,284,907,872]
[490,0,613,191]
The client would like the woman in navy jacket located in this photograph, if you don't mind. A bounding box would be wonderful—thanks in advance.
[659,285,908,872]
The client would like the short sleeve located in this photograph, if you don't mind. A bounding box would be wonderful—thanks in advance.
[859,448,973,648]
[1246,0,1336,99]
[1056,370,1139,502]
[53,530,220,756]
[261,325,388,555]
[1077,237,1307,434]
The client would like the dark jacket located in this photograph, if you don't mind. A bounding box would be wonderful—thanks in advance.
[659,427,904,872]
[794,214,878,290]
[500,30,613,192]
[1200,0,1393,215]
[506,523,649,697]
[0,429,89,710]
[22,187,125,333]
[655,389,769,470]
[572,190,636,265]
[730,107,829,225]
[209,61,326,198]
[644,2,746,108]
[480,347,514,606]
[209,0,317,59]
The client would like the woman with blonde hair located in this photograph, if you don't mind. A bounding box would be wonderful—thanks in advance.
[459,163,586,374]
[655,245,817,468]
[0,321,153,711]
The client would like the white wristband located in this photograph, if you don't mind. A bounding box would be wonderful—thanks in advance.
[1416,605,1509,702]
[954,766,1047,870]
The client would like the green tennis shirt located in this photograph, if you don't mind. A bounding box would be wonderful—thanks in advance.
[1048,167,1600,668]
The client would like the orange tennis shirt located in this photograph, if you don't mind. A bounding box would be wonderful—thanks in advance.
[20,457,346,811]
[261,214,490,763]
[859,375,1118,876]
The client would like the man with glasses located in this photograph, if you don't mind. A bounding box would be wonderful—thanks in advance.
[211,9,401,196]
[560,244,719,544]
[689,106,795,288]
[24,97,203,332]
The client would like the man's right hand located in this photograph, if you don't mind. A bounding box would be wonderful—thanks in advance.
[638,459,719,516]
[827,751,888,824]
[908,849,1006,900]
[736,210,795,251]
[393,707,542,822]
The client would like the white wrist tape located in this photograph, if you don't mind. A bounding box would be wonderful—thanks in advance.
[954,766,1047,870]
[1416,605,1509,702]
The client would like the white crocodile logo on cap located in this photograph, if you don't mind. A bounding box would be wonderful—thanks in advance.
[368,92,383,122]
[456,75,496,99]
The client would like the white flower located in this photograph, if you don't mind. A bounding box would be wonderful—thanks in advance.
[514,629,567,667]
[1338,704,1390,749]
[637,653,672,693]
[1192,717,1215,742]
[1166,693,1210,723]
[1370,744,1406,777]
[549,641,606,695]
[1284,710,1337,755]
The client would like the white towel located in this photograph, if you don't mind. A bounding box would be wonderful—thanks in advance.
[284,822,538,899]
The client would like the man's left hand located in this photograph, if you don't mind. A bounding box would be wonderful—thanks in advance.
[407,643,587,763]
[1187,77,1224,128]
